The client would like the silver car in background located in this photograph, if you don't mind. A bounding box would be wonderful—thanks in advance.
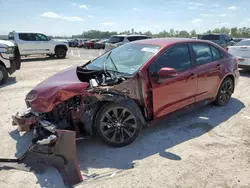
[227,39,250,69]
[104,34,151,52]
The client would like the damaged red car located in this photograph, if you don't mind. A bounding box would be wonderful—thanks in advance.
[5,38,239,185]
[13,38,239,147]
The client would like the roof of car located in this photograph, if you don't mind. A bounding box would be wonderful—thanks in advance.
[111,34,150,37]
[134,38,207,46]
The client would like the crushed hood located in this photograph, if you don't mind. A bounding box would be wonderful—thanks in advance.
[26,66,89,113]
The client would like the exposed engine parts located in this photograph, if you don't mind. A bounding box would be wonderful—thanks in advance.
[77,66,126,88]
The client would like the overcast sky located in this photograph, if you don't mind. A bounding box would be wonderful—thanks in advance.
[1,0,250,36]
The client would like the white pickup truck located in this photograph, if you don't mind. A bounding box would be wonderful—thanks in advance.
[0,40,21,84]
[8,31,69,59]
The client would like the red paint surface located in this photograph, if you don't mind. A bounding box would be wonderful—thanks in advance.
[26,65,88,113]
[26,38,239,121]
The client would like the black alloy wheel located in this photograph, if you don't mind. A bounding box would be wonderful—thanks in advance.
[96,103,141,147]
[214,77,234,106]
[55,47,67,59]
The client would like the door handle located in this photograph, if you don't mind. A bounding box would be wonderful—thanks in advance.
[216,64,221,69]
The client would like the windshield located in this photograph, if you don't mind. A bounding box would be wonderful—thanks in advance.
[85,43,161,75]
[234,40,250,46]
[107,36,124,44]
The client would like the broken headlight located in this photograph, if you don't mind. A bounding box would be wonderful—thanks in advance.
[26,90,38,101]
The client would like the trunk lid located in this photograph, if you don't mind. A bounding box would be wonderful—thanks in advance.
[228,46,250,58]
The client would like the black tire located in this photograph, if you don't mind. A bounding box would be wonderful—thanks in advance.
[95,103,141,147]
[55,47,67,59]
[46,54,55,57]
[0,65,8,85]
[214,77,234,106]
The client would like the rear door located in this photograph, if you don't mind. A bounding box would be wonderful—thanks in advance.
[190,43,222,102]
[149,43,197,118]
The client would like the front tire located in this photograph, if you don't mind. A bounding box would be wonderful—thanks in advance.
[55,47,67,59]
[0,65,8,85]
[214,77,234,106]
[95,103,141,147]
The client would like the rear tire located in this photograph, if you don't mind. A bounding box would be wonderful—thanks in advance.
[55,47,67,59]
[214,77,234,106]
[0,65,8,85]
[95,103,141,147]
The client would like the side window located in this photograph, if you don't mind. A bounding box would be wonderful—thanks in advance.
[210,46,221,61]
[19,33,31,41]
[154,44,191,72]
[138,36,150,40]
[35,34,48,41]
[224,35,230,42]
[127,37,136,42]
[192,44,213,65]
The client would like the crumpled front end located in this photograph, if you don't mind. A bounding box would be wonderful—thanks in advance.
[4,116,83,186]
[7,64,149,186]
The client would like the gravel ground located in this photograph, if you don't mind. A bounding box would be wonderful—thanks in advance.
[0,48,249,188]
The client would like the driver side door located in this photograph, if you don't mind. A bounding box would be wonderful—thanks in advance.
[149,43,198,119]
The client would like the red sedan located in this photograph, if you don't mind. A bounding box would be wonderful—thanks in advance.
[13,38,239,147]
[83,39,99,49]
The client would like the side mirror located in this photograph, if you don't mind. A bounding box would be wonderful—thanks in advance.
[157,67,177,78]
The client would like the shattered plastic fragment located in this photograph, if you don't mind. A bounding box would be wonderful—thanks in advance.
[37,135,57,145]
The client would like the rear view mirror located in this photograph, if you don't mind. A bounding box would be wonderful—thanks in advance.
[157,67,177,78]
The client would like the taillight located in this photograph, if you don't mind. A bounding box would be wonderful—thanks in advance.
[226,47,229,51]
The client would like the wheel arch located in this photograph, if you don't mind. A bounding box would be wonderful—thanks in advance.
[54,44,68,52]
[0,60,7,69]
[216,74,235,95]
[80,93,147,136]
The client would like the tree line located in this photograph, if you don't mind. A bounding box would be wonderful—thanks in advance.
[52,27,250,39]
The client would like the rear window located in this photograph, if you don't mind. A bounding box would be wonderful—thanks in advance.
[8,32,14,40]
[127,36,151,42]
[107,36,124,44]
[201,35,220,40]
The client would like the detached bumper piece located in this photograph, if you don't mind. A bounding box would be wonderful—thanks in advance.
[0,130,83,186]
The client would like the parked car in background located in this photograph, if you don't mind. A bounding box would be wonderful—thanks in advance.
[227,39,250,69]
[78,39,88,48]
[94,39,108,49]
[14,38,239,148]
[232,38,245,43]
[72,39,80,47]
[8,31,69,59]
[0,39,21,84]
[200,33,235,48]
[83,39,100,49]
[104,34,151,52]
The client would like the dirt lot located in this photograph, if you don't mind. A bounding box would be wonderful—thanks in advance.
[0,48,249,188]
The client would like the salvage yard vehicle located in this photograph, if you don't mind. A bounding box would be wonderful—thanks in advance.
[0,39,21,84]
[200,33,235,48]
[94,39,108,49]
[8,31,69,59]
[78,39,88,48]
[105,34,152,52]
[83,39,100,49]
[1,38,239,186]
[227,39,250,69]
